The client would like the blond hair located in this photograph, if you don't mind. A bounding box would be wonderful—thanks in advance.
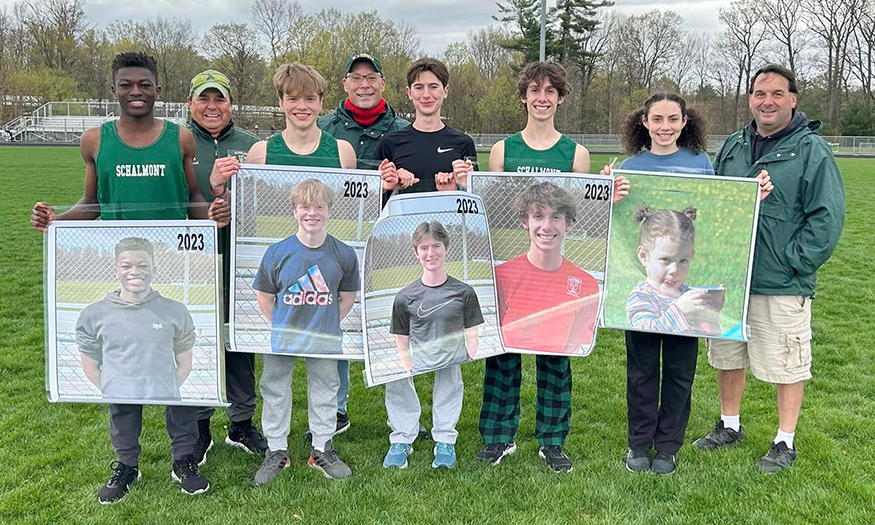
[273,62,327,100]
[289,179,335,209]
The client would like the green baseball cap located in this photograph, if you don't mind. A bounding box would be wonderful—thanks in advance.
[189,70,231,98]
[345,54,383,75]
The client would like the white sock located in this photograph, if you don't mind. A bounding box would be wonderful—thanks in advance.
[774,429,795,449]
[721,414,741,432]
[314,446,325,453]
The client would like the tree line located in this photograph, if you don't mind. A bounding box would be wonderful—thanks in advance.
[3,0,875,136]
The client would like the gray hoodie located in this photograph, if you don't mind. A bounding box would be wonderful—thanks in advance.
[75,289,196,401]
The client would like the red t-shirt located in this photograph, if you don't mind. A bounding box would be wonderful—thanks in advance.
[495,254,599,353]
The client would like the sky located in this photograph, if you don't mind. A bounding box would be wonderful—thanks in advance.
[2,0,734,56]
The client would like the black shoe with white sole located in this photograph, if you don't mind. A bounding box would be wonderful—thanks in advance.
[98,462,141,504]
[651,451,677,475]
[625,448,651,472]
[171,456,210,495]
[539,445,573,472]
[226,419,268,453]
[474,442,517,465]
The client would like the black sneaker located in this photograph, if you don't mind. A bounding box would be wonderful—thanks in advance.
[98,461,141,504]
[171,456,210,495]
[757,441,797,473]
[625,448,650,472]
[226,420,268,453]
[195,419,213,466]
[474,442,517,465]
[539,445,573,472]
[335,412,351,435]
[651,451,677,475]
[308,440,353,479]
[693,421,745,450]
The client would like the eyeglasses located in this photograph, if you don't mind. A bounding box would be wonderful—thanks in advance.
[345,73,382,85]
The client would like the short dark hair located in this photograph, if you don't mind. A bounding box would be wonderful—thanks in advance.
[114,237,154,261]
[412,221,450,250]
[406,58,450,88]
[111,52,159,83]
[517,61,570,102]
[749,64,797,94]
[516,182,577,225]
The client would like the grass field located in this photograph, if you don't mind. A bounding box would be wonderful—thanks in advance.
[2,146,873,525]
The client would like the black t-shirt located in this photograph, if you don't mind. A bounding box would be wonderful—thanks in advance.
[390,275,484,373]
[375,125,478,195]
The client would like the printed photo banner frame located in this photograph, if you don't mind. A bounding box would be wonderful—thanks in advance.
[229,164,382,357]
[471,171,613,357]
[363,192,502,386]
[45,220,227,406]
[602,169,761,341]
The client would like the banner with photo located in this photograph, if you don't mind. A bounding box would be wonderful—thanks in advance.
[45,221,226,406]
[602,170,760,340]
[471,172,613,357]
[229,164,381,357]
[362,192,502,386]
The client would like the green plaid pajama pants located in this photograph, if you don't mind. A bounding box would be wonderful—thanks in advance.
[478,353,572,447]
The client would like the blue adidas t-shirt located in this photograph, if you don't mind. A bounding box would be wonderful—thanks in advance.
[253,234,360,354]
[620,147,714,175]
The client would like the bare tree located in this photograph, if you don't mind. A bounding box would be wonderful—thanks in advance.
[802,0,868,128]
[20,0,88,73]
[252,0,292,64]
[757,0,806,73]
[616,11,684,92]
[717,0,768,129]
[848,4,875,105]
[467,26,513,79]
[202,23,266,108]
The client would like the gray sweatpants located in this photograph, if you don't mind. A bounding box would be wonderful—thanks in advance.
[260,354,339,451]
[385,365,463,445]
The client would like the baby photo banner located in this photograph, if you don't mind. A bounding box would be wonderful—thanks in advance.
[229,164,382,357]
[602,169,760,340]
[45,221,226,406]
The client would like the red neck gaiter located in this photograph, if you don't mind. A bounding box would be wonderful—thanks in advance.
[345,98,387,127]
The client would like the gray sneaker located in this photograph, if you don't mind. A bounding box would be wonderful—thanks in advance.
[757,442,797,473]
[651,451,677,475]
[625,448,650,472]
[254,449,290,485]
[308,440,352,479]
[693,421,745,450]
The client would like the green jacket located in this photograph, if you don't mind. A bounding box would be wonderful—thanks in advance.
[317,99,409,169]
[189,121,260,202]
[714,119,845,297]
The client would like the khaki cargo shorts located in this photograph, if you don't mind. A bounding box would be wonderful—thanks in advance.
[707,295,812,384]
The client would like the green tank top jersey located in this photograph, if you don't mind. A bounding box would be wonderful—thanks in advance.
[503,131,577,173]
[95,120,189,220]
[265,130,342,168]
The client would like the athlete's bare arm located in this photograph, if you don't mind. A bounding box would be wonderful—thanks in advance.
[255,290,275,322]
[394,334,413,373]
[338,291,357,320]
[31,128,101,231]
[80,352,101,388]
[246,141,267,165]
[488,140,505,172]
[571,143,591,173]
[175,349,193,386]
[337,139,357,169]
[178,127,210,220]
[465,325,479,359]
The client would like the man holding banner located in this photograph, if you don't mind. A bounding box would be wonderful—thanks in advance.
[187,69,267,463]
[695,64,845,473]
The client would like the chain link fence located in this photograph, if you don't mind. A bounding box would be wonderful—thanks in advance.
[230,165,381,356]
[472,172,613,356]
[362,208,502,386]
[48,222,224,405]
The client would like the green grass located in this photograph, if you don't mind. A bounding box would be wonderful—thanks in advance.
[2,147,873,525]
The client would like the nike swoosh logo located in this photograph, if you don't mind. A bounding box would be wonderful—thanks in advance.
[416,299,454,318]
[437,147,454,153]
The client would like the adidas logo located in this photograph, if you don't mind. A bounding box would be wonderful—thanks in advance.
[282,264,334,306]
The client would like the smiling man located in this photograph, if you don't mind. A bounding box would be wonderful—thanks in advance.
[696,64,845,473]
[186,69,267,464]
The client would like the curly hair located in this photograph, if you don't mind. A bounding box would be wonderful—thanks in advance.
[620,93,708,156]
